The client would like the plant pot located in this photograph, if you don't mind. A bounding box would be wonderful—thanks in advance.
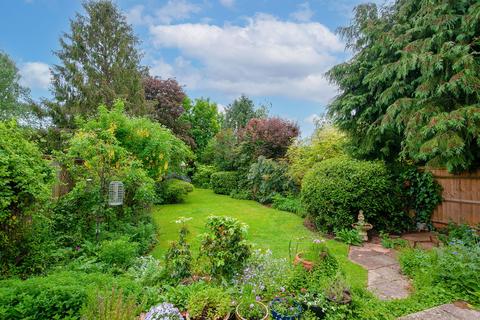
[235,302,268,320]
[293,253,314,271]
[186,312,230,320]
[270,298,301,320]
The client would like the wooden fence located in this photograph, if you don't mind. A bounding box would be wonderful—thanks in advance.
[426,168,480,227]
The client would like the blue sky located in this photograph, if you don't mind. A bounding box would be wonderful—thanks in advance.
[0,0,384,136]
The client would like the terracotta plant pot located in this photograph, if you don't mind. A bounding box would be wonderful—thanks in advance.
[235,302,269,320]
[293,253,314,271]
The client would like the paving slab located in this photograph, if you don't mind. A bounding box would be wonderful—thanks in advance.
[398,303,480,320]
[349,244,410,300]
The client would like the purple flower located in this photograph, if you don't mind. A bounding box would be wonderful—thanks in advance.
[75,246,81,251]
[256,296,261,302]
[452,251,458,255]
[280,287,285,292]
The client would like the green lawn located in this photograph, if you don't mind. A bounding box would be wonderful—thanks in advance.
[151,188,367,288]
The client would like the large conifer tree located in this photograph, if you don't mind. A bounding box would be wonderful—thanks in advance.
[50,0,146,127]
[327,0,480,172]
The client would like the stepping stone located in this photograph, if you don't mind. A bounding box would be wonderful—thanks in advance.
[348,245,411,300]
[398,303,480,320]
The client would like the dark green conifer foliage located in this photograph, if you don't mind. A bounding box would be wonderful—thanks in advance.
[51,0,146,127]
[327,0,480,172]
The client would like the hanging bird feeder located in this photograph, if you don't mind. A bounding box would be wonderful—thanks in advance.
[108,181,124,206]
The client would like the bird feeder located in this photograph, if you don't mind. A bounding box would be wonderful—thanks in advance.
[108,181,124,206]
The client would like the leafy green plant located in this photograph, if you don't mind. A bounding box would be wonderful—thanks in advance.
[192,164,217,188]
[98,238,138,269]
[270,296,301,317]
[0,121,54,275]
[246,157,298,204]
[0,271,142,320]
[379,232,409,249]
[210,171,238,195]
[334,229,363,246]
[271,194,304,216]
[164,217,192,281]
[286,126,348,184]
[156,179,194,204]
[187,287,231,320]
[301,158,401,232]
[81,287,141,320]
[236,284,268,320]
[438,222,480,247]
[200,216,251,279]
[400,167,442,226]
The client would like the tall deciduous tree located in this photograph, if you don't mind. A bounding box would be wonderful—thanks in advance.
[240,117,300,162]
[223,95,267,131]
[327,0,480,172]
[143,76,194,147]
[0,52,29,120]
[50,0,146,127]
[182,97,220,153]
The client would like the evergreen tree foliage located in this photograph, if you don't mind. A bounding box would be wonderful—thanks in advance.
[327,0,480,172]
[223,95,267,131]
[50,0,146,127]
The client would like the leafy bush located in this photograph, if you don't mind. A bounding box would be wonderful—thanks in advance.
[0,121,54,275]
[156,179,193,204]
[187,287,231,320]
[0,271,141,320]
[438,222,480,247]
[164,219,192,281]
[246,157,298,204]
[192,164,216,188]
[98,238,138,269]
[379,232,409,249]
[210,171,238,195]
[301,158,400,232]
[81,287,141,320]
[399,167,442,225]
[82,102,192,180]
[239,117,300,161]
[334,229,363,246]
[200,216,251,279]
[287,126,347,184]
[229,189,253,200]
[399,244,480,305]
[271,194,304,216]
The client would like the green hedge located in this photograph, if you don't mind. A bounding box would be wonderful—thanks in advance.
[301,157,398,232]
[157,179,194,204]
[192,165,217,188]
[0,271,142,320]
[210,171,238,195]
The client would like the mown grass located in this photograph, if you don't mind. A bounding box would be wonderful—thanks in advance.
[151,188,367,288]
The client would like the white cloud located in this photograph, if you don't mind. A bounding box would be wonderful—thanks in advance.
[19,62,51,90]
[125,5,149,26]
[149,14,343,103]
[126,0,201,26]
[219,0,235,8]
[305,113,321,124]
[290,2,314,22]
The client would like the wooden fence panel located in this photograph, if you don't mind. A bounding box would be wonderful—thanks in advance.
[426,168,480,227]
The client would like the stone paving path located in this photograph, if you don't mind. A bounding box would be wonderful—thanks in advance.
[348,243,410,300]
[398,303,480,320]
